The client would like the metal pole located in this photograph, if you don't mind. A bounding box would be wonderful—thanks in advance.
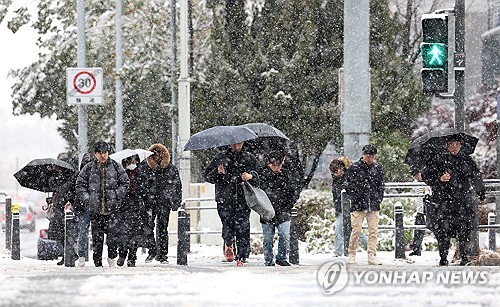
[11,211,20,260]
[115,0,123,151]
[5,197,12,251]
[342,0,371,160]
[77,0,88,162]
[178,0,191,200]
[171,0,178,166]
[488,212,496,251]
[289,207,299,264]
[394,202,405,259]
[64,210,77,267]
[177,208,188,265]
[454,0,465,130]
[341,190,351,256]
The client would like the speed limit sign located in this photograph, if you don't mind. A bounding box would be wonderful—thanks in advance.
[66,67,103,105]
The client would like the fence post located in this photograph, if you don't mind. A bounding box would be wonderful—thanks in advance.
[289,207,299,265]
[11,207,20,260]
[488,212,496,251]
[341,190,351,256]
[394,202,405,259]
[64,210,77,267]
[5,197,12,251]
[177,208,188,265]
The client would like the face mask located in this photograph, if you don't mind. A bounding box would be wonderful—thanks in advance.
[126,163,137,170]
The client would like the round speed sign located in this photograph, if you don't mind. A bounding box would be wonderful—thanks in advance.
[73,71,97,94]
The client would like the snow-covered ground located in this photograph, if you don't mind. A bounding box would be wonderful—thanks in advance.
[1,222,500,307]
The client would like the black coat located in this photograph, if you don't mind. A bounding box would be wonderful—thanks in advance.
[203,147,260,208]
[422,151,485,233]
[75,158,130,215]
[138,144,182,212]
[344,158,384,212]
[108,167,151,248]
[259,163,300,225]
[331,175,344,214]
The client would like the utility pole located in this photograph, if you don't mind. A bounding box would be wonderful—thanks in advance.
[115,0,123,151]
[76,0,88,163]
[454,0,465,130]
[342,0,371,160]
[178,0,191,199]
[171,0,178,166]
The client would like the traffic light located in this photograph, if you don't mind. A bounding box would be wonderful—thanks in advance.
[420,14,448,93]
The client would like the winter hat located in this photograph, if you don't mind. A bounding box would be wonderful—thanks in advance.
[93,141,109,153]
[362,144,377,155]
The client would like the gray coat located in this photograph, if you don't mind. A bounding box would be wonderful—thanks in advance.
[75,158,130,215]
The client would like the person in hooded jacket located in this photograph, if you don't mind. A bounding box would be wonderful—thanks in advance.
[75,141,130,267]
[139,143,182,264]
[259,150,301,266]
[203,141,260,266]
[421,134,485,266]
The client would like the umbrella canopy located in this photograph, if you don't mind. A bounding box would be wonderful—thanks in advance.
[241,123,289,140]
[404,128,479,170]
[110,148,153,163]
[184,126,258,151]
[14,158,76,192]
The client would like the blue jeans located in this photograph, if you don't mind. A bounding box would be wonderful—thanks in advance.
[334,213,368,256]
[77,208,90,258]
[262,221,290,265]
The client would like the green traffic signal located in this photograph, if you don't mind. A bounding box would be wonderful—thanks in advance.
[420,43,447,69]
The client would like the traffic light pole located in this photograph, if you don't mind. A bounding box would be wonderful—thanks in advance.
[454,0,465,131]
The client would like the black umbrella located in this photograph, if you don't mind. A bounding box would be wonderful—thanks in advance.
[183,125,258,151]
[14,158,76,192]
[241,123,289,140]
[404,128,479,170]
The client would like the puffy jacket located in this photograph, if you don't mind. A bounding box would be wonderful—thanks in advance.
[75,157,129,215]
[344,158,384,212]
[138,143,182,211]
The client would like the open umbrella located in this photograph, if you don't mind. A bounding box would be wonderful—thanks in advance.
[110,148,153,163]
[241,123,289,140]
[183,125,258,151]
[404,128,479,170]
[14,158,76,192]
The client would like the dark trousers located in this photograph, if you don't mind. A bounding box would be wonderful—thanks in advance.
[411,213,426,253]
[118,246,138,261]
[91,214,117,262]
[218,203,251,260]
[436,226,470,262]
[146,208,171,260]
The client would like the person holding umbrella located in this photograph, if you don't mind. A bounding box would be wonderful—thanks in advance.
[75,141,130,267]
[421,134,486,266]
[203,141,261,266]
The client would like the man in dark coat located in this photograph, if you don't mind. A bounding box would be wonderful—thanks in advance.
[139,143,182,264]
[75,141,130,267]
[344,144,385,265]
[422,134,485,266]
[203,141,260,266]
[259,150,301,266]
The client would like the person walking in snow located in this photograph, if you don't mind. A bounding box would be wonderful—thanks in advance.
[203,141,260,266]
[408,169,430,257]
[421,135,485,266]
[139,143,182,264]
[344,144,385,265]
[259,150,301,266]
[75,141,130,267]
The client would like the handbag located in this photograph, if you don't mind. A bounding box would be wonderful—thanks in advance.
[242,181,275,222]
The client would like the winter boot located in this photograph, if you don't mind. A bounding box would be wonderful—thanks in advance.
[107,257,116,267]
[77,257,86,268]
[368,254,383,265]
[348,254,356,264]
[117,257,126,267]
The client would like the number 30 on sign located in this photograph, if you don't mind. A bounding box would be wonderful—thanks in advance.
[66,67,103,105]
